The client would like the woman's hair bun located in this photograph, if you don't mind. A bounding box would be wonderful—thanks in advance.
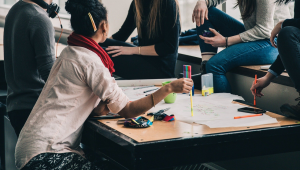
[65,0,107,37]
[65,0,99,15]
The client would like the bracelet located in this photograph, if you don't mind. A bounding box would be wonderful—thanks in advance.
[151,93,155,107]
[225,37,228,48]
[138,47,141,55]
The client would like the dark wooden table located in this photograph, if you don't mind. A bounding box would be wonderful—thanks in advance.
[82,106,300,170]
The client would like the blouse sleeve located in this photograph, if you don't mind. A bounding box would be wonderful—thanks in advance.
[112,1,137,42]
[239,0,276,42]
[154,0,180,56]
[85,62,129,114]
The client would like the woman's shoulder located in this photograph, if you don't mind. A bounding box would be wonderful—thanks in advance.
[59,46,104,68]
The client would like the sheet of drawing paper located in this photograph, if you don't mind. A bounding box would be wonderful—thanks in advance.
[147,93,278,128]
[116,79,176,87]
[120,86,278,128]
[121,86,160,101]
[201,115,278,128]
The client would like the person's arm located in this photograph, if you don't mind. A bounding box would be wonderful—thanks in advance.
[118,78,192,118]
[111,1,136,42]
[199,28,242,47]
[192,0,226,26]
[250,71,276,97]
[106,45,158,57]
[282,18,300,29]
[268,54,285,77]
[239,0,276,42]
[250,55,285,97]
[86,61,193,118]
[29,14,55,82]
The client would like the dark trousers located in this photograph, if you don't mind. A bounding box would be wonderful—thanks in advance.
[277,26,300,92]
[100,39,172,79]
[7,109,31,137]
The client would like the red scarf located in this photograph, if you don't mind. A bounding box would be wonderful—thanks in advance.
[67,32,115,75]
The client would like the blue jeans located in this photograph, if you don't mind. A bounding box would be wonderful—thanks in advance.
[197,7,278,93]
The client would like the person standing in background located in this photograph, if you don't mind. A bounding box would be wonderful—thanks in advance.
[4,0,56,136]
[192,0,291,93]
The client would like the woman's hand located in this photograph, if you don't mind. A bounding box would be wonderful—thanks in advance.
[270,21,283,48]
[192,0,209,27]
[92,100,110,116]
[106,46,138,57]
[199,28,225,47]
[250,73,275,97]
[169,78,194,93]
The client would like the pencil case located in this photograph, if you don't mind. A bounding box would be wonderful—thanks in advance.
[124,116,153,128]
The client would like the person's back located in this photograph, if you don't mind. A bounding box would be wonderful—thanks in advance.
[4,0,55,136]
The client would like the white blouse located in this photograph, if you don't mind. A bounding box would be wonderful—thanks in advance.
[15,46,129,169]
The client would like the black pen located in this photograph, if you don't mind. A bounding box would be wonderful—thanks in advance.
[143,88,159,93]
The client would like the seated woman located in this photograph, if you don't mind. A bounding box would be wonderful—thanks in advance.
[101,0,180,79]
[14,0,193,169]
[192,0,291,93]
[251,0,300,119]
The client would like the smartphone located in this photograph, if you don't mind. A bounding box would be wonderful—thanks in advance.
[238,107,266,114]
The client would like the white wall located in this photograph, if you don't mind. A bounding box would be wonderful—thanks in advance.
[101,0,137,38]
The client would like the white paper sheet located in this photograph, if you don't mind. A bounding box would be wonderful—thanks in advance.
[116,79,176,87]
[121,86,159,101]
[121,85,278,128]
[201,115,278,128]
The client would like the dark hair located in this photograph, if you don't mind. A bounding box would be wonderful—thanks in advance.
[235,0,256,20]
[276,0,294,4]
[65,0,107,37]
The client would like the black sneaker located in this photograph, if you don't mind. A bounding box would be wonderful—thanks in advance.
[280,97,300,119]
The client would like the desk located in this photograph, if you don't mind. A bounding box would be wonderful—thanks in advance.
[82,97,300,170]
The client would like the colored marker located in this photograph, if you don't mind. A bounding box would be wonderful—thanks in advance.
[134,85,155,90]
[254,74,257,107]
[143,88,159,93]
[234,114,263,119]
[188,66,194,117]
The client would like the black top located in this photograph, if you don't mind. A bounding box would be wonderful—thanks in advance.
[269,0,299,75]
[112,0,180,78]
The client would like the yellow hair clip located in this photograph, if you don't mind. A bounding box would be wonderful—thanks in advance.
[88,12,97,32]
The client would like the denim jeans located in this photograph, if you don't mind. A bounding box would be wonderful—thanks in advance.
[196,7,278,93]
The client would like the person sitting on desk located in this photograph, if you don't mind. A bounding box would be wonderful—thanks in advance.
[3,0,57,136]
[192,0,291,93]
[101,0,180,79]
[251,0,300,119]
[14,0,193,169]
